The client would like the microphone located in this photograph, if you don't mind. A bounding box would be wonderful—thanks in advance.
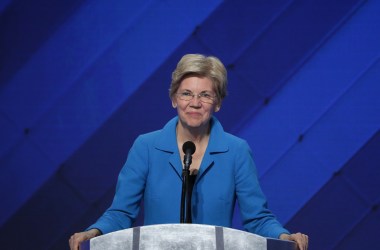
[181,141,196,224]
[182,141,196,169]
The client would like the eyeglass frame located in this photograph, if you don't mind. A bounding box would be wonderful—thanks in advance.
[176,90,217,104]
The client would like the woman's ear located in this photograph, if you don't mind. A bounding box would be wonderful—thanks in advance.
[214,105,221,112]
[172,99,177,108]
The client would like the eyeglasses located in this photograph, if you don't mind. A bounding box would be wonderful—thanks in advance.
[176,91,216,104]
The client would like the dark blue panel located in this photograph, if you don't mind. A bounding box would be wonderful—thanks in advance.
[197,0,292,64]
[217,69,264,133]
[286,173,368,249]
[0,113,22,158]
[49,187,116,249]
[0,139,55,226]
[343,131,380,205]
[0,174,88,249]
[334,208,380,250]
[236,0,362,97]
[172,33,219,60]
[0,0,85,84]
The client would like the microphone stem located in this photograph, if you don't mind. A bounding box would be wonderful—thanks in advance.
[180,169,187,223]
[181,155,192,223]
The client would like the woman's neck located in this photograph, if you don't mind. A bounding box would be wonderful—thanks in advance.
[176,121,210,145]
[176,120,211,172]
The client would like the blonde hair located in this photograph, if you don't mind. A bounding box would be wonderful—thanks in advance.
[169,54,227,105]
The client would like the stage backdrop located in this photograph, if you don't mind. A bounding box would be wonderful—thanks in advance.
[0,1,379,249]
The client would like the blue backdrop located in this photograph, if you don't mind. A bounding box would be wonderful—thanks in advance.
[0,1,379,249]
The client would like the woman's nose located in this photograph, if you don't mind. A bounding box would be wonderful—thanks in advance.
[189,94,202,106]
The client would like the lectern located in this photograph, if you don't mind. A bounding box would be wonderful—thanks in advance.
[80,224,297,250]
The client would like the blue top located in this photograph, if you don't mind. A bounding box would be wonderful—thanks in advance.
[88,116,289,238]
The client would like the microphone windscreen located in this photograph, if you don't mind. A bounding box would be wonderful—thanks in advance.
[182,141,196,155]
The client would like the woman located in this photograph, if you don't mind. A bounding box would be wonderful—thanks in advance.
[69,54,308,249]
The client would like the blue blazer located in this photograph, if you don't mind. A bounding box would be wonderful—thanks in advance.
[88,116,289,238]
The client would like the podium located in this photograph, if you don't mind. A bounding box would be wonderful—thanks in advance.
[80,224,297,250]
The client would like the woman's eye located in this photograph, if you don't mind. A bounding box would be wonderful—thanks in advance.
[200,93,211,98]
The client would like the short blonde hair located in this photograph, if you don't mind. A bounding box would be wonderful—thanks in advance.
[169,54,227,105]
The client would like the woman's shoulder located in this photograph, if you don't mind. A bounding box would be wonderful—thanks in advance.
[224,132,250,151]
[135,129,163,144]
[211,117,250,151]
[136,117,177,142]
[223,131,245,142]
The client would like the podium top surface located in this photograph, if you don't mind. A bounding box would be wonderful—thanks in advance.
[82,224,296,250]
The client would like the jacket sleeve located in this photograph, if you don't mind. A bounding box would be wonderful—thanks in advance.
[234,140,290,239]
[86,135,149,234]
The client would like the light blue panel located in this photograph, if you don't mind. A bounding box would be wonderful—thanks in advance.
[0,139,55,226]
[302,59,380,173]
[26,0,222,165]
[259,143,332,223]
[237,0,380,176]
[260,61,380,222]
[0,0,151,127]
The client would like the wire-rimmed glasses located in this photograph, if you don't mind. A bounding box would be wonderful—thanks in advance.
[176,91,216,104]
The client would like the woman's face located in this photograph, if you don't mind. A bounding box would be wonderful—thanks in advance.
[172,76,220,130]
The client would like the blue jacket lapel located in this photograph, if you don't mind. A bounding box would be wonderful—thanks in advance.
[153,116,229,182]
[196,117,229,183]
[154,117,183,179]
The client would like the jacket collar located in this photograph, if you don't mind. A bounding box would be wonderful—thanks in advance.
[154,116,229,180]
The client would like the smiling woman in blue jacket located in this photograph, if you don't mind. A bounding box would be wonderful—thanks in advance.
[69,54,308,250]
